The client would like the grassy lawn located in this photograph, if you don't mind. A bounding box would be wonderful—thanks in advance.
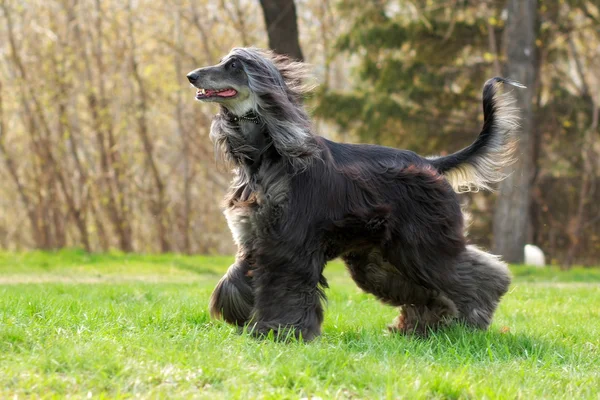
[1,250,599,399]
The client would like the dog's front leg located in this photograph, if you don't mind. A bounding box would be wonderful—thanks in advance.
[248,251,326,342]
[209,258,255,326]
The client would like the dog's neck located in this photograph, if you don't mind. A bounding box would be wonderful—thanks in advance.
[225,95,257,117]
[211,106,279,175]
[211,101,320,174]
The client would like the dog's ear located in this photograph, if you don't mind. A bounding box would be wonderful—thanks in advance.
[268,51,316,100]
[209,262,255,326]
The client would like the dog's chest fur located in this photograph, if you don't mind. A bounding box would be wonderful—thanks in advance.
[224,168,289,249]
[213,113,289,250]
[224,206,253,248]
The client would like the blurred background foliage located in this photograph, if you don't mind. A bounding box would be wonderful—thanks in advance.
[0,0,598,266]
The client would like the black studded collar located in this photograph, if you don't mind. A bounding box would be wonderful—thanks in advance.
[222,108,261,125]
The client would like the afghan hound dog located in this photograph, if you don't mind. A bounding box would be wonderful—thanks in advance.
[187,47,519,341]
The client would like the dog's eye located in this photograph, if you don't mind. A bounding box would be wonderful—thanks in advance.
[230,61,237,69]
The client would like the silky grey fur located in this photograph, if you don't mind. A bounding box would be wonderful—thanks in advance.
[188,48,514,341]
[450,245,512,328]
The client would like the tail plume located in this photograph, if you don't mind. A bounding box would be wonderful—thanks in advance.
[429,77,524,193]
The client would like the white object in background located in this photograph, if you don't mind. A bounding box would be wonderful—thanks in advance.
[524,244,546,267]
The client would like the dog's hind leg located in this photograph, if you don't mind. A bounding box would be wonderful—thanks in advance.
[343,248,458,335]
[382,244,511,332]
[444,245,512,329]
[389,297,457,336]
[343,248,431,306]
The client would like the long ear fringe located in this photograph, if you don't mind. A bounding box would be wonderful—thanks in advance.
[250,48,317,100]
[217,47,321,171]
[269,52,317,98]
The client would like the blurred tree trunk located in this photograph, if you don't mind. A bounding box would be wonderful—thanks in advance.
[259,0,304,60]
[3,1,75,250]
[79,0,134,252]
[127,0,171,253]
[52,11,92,252]
[564,35,598,268]
[0,80,44,248]
[96,0,134,252]
[493,0,537,263]
[175,7,192,254]
[188,2,215,60]
[220,0,251,46]
[57,98,91,252]
[566,105,598,267]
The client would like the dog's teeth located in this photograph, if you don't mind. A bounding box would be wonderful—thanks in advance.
[201,89,206,95]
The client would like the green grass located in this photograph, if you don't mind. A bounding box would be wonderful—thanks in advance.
[1,250,599,399]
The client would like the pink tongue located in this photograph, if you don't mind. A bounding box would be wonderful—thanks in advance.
[216,89,237,97]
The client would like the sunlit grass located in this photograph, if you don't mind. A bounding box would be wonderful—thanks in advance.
[1,250,599,398]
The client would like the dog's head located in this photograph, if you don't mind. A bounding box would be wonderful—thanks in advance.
[188,48,320,169]
[187,47,313,116]
[186,49,253,115]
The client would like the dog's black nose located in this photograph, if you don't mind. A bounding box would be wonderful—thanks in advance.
[187,72,199,84]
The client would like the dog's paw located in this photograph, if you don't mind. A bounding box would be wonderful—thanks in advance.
[388,313,425,336]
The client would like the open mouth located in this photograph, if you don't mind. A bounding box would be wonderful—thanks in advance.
[195,88,238,100]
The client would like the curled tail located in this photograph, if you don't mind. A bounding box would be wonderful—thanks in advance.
[429,77,524,192]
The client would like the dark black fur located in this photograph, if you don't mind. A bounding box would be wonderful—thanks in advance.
[188,48,515,340]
